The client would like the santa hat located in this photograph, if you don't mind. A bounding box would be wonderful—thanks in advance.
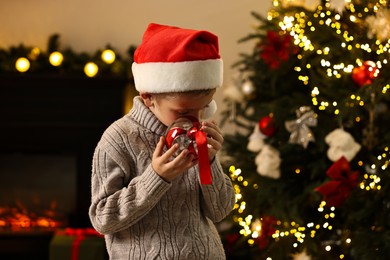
[132,23,223,93]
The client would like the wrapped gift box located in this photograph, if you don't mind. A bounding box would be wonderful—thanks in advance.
[49,228,107,260]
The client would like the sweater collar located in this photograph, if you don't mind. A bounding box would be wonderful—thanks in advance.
[130,96,167,136]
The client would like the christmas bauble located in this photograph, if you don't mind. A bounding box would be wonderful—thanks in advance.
[165,116,200,157]
[352,61,379,87]
[259,115,277,137]
[241,80,256,99]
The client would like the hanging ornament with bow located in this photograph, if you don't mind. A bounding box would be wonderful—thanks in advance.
[315,156,360,207]
[285,106,317,149]
[165,116,212,185]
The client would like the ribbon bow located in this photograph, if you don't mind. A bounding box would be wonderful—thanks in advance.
[315,156,360,207]
[285,106,317,149]
[166,116,212,185]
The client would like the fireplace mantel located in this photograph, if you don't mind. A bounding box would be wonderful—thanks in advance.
[0,74,131,228]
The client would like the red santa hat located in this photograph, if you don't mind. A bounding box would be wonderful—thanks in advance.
[132,23,223,93]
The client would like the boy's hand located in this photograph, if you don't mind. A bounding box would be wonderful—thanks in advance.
[152,136,197,182]
[200,120,224,161]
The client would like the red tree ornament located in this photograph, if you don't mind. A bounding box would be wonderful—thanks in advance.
[352,60,379,87]
[256,215,277,250]
[259,30,298,70]
[315,156,360,207]
[259,115,277,137]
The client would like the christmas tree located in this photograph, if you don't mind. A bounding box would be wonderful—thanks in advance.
[220,0,390,259]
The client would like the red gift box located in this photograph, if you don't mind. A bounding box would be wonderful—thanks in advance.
[49,228,107,260]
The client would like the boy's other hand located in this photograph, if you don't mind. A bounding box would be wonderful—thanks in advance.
[201,120,224,161]
[152,137,197,182]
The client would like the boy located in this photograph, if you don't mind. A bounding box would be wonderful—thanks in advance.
[89,23,235,259]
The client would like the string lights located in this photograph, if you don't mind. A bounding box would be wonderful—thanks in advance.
[271,0,389,116]
[15,48,118,77]
[359,146,389,191]
[228,141,388,257]
[229,163,366,259]
[2,34,136,78]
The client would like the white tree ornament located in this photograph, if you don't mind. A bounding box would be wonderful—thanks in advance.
[325,128,361,162]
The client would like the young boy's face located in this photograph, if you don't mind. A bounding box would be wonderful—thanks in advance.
[142,90,216,126]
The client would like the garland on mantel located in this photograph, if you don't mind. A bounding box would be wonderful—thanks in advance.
[0,34,136,78]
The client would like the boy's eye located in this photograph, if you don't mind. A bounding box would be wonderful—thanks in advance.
[177,111,189,115]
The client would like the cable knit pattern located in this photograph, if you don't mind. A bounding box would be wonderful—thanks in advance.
[89,97,235,260]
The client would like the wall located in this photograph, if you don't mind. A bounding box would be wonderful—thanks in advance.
[0,0,271,131]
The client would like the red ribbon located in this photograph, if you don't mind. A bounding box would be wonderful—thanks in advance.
[315,156,359,207]
[259,30,298,70]
[62,228,103,260]
[195,130,212,184]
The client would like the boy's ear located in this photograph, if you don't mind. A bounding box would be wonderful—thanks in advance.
[140,92,154,107]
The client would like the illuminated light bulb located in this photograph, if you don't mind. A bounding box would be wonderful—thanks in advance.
[49,51,64,66]
[101,49,116,64]
[15,57,30,72]
[84,62,99,77]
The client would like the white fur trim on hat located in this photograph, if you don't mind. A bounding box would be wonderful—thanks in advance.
[202,99,217,119]
[132,59,223,93]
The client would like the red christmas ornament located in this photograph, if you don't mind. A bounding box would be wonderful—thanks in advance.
[259,115,277,137]
[165,116,212,184]
[256,215,277,250]
[224,233,240,255]
[315,156,360,207]
[352,60,379,87]
[259,30,298,70]
[165,116,200,158]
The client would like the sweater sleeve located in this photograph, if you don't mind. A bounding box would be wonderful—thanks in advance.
[199,158,235,223]
[89,145,171,234]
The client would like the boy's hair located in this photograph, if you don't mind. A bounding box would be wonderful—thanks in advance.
[132,23,223,94]
[152,89,215,99]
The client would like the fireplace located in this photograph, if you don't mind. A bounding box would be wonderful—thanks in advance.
[0,74,130,258]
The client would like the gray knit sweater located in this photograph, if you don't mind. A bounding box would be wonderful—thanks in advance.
[89,97,235,260]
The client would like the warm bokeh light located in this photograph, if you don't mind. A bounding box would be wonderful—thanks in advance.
[101,49,116,64]
[15,57,30,72]
[49,51,64,66]
[84,62,99,77]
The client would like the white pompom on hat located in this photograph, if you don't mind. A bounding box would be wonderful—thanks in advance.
[132,23,223,93]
